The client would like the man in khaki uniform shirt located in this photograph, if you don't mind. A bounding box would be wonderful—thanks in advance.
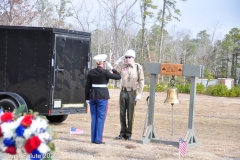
[114,49,144,141]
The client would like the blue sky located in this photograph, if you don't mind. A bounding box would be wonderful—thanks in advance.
[165,0,240,38]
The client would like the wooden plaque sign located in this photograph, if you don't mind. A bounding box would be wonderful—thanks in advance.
[160,63,183,76]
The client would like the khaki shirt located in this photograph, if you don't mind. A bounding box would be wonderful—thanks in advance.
[115,62,144,94]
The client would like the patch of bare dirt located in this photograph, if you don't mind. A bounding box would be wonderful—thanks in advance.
[50,89,240,160]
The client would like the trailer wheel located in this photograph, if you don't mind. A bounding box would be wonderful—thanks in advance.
[46,115,68,123]
[0,98,18,112]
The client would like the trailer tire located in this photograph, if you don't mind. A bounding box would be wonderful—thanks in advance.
[0,98,18,112]
[46,115,68,123]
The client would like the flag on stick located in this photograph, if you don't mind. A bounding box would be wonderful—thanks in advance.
[179,137,187,157]
[70,127,83,135]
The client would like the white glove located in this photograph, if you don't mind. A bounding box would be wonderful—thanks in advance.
[114,56,125,65]
[135,94,141,101]
[86,100,90,105]
[105,61,113,70]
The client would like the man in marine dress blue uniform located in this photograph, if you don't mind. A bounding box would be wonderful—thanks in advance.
[85,54,121,144]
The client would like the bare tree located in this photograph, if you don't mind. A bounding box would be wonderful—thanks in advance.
[70,0,96,32]
[54,0,73,28]
[0,0,37,26]
[157,0,186,64]
[97,0,138,60]
[139,0,157,64]
[156,0,186,83]
[35,0,55,27]
[208,21,222,45]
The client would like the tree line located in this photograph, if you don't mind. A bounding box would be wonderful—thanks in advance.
[0,0,239,83]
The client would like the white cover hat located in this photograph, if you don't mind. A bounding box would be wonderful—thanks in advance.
[124,49,135,58]
[93,54,107,61]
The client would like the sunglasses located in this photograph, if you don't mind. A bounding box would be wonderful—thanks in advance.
[125,56,132,59]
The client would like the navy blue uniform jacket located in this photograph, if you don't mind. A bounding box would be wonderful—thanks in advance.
[85,66,121,100]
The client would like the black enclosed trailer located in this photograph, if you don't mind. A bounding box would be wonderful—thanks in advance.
[0,25,92,122]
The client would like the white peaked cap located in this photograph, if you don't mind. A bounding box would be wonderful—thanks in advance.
[124,49,135,58]
[93,54,107,61]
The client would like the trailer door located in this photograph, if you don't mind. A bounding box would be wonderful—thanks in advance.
[52,34,90,111]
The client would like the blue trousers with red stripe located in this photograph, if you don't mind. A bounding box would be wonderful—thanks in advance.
[89,99,108,143]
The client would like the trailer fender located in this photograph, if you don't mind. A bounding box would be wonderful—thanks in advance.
[0,92,28,112]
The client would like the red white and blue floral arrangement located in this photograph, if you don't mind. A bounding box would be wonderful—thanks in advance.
[0,105,55,160]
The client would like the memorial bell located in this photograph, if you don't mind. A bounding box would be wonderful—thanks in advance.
[164,76,180,104]
[164,75,180,136]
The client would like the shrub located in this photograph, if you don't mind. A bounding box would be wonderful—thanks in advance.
[228,85,240,97]
[196,83,205,94]
[184,83,191,93]
[228,89,237,97]
[176,84,185,93]
[235,84,240,96]
[143,85,150,92]
[156,82,166,92]
[143,82,166,92]
[211,84,229,96]
[143,80,240,97]
[108,84,118,89]
[176,83,190,93]
[204,85,214,95]
[108,84,114,89]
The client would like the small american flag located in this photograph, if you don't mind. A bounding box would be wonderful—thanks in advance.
[70,127,83,135]
[179,137,187,157]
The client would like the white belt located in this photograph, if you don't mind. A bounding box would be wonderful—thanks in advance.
[92,84,108,88]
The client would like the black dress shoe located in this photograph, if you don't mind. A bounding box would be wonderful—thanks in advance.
[125,136,131,141]
[115,135,126,140]
[95,142,105,144]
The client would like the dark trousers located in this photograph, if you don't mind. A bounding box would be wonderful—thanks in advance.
[119,90,136,137]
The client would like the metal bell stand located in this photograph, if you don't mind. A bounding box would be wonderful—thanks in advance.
[141,63,204,148]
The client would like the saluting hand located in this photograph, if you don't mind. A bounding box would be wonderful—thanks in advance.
[105,61,113,70]
[114,56,125,65]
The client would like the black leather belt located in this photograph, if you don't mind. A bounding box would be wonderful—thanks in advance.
[122,87,134,91]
